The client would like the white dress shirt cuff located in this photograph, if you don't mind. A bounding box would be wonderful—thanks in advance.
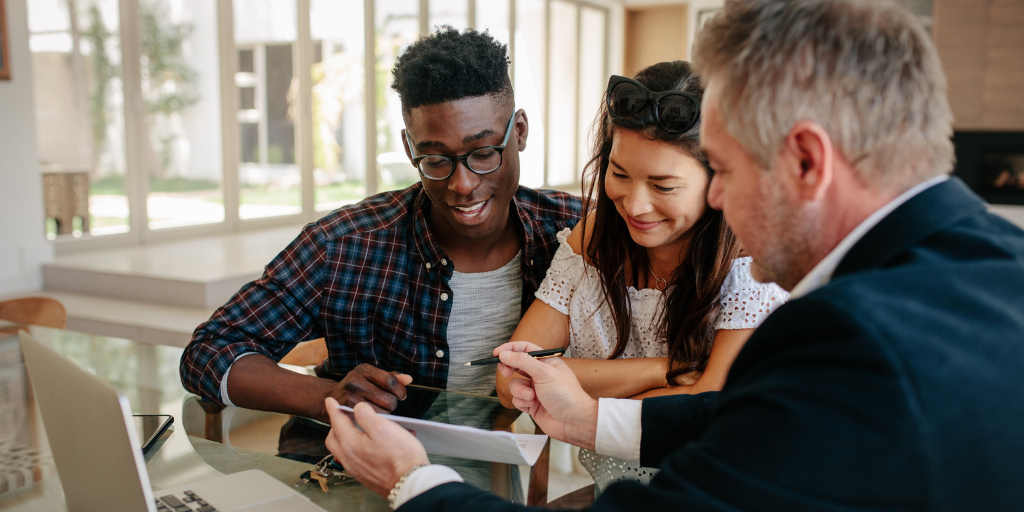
[393,465,464,509]
[218,352,257,407]
[595,397,643,462]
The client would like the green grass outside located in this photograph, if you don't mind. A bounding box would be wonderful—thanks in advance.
[240,186,301,206]
[377,179,418,194]
[90,177,398,206]
[91,216,129,229]
[90,175,221,196]
[315,181,368,204]
[63,180,383,238]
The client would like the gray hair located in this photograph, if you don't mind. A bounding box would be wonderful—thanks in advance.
[692,0,955,188]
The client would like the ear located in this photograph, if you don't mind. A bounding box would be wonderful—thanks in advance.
[400,129,414,164]
[783,121,833,202]
[515,110,529,152]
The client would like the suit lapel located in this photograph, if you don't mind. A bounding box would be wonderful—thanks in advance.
[832,178,988,279]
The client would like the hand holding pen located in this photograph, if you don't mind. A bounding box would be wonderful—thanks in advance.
[488,341,598,450]
[464,347,566,366]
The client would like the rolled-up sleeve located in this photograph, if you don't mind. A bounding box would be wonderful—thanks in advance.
[179,222,329,404]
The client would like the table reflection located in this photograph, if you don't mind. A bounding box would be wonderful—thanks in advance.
[0,326,549,512]
[181,384,531,503]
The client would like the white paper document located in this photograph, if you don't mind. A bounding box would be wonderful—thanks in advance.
[337,406,548,466]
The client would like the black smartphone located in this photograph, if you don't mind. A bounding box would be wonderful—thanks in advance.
[132,414,174,455]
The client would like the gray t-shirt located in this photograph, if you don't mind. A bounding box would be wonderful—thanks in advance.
[445,251,523,395]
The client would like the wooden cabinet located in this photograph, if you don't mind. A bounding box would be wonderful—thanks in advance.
[624,5,690,76]
[934,0,1024,131]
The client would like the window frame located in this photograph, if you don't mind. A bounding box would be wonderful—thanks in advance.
[49,0,611,254]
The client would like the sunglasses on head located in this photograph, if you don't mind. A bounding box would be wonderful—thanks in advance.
[605,75,702,133]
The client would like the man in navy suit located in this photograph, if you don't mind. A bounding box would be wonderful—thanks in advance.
[322,1,1024,510]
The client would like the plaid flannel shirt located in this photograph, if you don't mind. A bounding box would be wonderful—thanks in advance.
[179,183,582,404]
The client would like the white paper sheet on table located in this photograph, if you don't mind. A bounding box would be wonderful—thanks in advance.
[337,406,548,466]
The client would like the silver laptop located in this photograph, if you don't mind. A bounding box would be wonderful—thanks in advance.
[19,331,327,512]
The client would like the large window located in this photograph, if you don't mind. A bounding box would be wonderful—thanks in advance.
[515,0,547,188]
[375,0,421,193]
[142,0,225,230]
[30,0,128,239]
[31,0,611,251]
[311,0,367,211]
[234,0,301,220]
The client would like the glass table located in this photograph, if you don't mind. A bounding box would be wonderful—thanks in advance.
[0,326,550,511]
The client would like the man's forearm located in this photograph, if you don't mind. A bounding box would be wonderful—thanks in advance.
[226,354,336,421]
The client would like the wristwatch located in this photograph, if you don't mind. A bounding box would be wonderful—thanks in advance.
[388,464,425,510]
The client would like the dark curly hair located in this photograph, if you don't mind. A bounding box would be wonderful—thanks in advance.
[391,26,513,113]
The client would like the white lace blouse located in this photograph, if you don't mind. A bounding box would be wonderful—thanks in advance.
[535,228,789,492]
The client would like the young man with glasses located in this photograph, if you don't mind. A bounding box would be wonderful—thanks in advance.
[179,27,581,422]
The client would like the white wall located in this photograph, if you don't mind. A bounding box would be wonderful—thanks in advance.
[0,0,54,295]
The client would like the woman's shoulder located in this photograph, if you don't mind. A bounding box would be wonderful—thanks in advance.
[537,215,604,311]
[563,211,597,261]
[542,211,616,285]
[547,222,585,270]
[721,256,789,296]
[716,256,789,330]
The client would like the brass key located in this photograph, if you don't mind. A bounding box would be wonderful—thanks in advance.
[311,471,330,493]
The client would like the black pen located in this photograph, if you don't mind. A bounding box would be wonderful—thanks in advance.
[463,347,566,366]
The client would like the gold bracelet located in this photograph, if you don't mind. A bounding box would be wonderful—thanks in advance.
[388,464,425,510]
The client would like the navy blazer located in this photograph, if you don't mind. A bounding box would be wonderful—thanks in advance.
[402,178,1024,512]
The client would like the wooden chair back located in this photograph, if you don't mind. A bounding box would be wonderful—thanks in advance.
[279,338,328,367]
[0,297,67,329]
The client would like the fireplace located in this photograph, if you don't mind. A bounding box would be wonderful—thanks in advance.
[952,131,1024,206]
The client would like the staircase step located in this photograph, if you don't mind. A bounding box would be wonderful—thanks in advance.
[43,225,304,308]
[34,291,216,348]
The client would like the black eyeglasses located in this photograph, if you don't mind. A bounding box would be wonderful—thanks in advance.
[605,75,702,133]
[406,112,517,181]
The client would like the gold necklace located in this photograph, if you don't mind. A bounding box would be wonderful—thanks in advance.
[649,268,668,290]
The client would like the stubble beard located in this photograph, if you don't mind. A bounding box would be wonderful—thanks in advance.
[748,179,819,292]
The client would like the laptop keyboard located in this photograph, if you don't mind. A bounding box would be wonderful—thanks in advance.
[156,490,218,512]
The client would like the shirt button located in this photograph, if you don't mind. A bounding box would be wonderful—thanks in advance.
[440,292,449,301]
[441,259,448,266]
[425,262,432,269]
[435,349,445,358]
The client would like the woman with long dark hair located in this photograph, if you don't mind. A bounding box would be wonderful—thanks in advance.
[495,61,788,491]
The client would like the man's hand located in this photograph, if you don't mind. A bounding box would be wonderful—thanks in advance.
[493,341,599,450]
[324,398,430,497]
[493,340,545,379]
[327,363,413,414]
